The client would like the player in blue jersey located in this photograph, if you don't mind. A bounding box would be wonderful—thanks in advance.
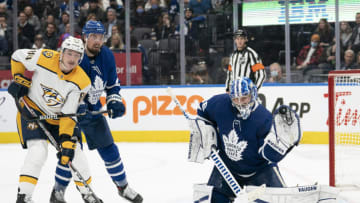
[50,21,142,203]
[190,77,302,203]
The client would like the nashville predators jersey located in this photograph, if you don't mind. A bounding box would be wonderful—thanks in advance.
[11,49,91,136]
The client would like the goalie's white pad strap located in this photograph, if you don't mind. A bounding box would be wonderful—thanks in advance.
[106,94,122,105]
[188,119,217,163]
[193,184,213,203]
[245,185,340,203]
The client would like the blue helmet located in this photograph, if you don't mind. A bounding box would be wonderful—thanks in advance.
[82,20,105,36]
[229,77,258,119]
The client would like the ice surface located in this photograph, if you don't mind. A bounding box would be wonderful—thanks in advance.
[0,143,359,203]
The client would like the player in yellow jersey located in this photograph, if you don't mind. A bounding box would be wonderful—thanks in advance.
[7,36,99,203]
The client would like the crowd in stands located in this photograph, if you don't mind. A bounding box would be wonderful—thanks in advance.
[0,0,360,85]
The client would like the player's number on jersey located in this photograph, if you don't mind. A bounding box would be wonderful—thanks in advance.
[26,50,36,60]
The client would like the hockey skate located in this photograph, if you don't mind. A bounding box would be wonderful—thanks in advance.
[16,193,34,203]
[81,193,103,203]
[118,184,143,203]
[50,189,66,203]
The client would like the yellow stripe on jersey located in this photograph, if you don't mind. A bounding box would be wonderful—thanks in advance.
[74,177,92,186]
[16,112,25,146]
[59,117,76,136]
[37,49,90,90]
[19,175,38,185]
[11,59,26,76]
[23,96,59,125]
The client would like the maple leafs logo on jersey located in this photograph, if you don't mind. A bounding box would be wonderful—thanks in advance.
[41,84,64,107]
[223,129,248,161]
[88,75,105,105]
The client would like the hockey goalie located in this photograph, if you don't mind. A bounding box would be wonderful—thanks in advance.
[187,77,342,203]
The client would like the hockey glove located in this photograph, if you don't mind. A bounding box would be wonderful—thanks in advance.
[107,94,125,119]
[58,134,77,165]
[8,74,31,99]
[77,103,94,125]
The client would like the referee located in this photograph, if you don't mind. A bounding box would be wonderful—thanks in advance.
[225,28,266,92]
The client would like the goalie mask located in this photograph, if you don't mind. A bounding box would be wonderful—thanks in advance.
[229,77,258,119]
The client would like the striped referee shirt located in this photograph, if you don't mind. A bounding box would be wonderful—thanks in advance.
[225,46,266,91]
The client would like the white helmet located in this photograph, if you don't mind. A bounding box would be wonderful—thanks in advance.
[60,36,85,61]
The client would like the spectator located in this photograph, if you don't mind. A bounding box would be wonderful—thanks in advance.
[104,8,120,40]
[43,22,58,50]
[349,12,360,54]
[57,23,81,49]
[58,12,70,35]
[24,5,41,34]
[187,61,212,84]
[143,0,163,27]
[341,49,357,70]
[267,62,285,83]
[340,21,352,50]
[0,14,10,56]
[106,0,124,20]
[106,24,121,47]
[41,14,58,34]
[188,0,212,15]
[132,3,148,27]
[154,12,175,40]
[314,18,334,48]
[175,7,205,56]
[79,0,105,27]
[318,37,344,73]
[59,0,80,19]
[86,13,98,22]
[109,33,125,51]
[18,11,35,43]
[0,3,11,26]
[32,34,46,49]
[296,33,323,70]
[355,51,360,69]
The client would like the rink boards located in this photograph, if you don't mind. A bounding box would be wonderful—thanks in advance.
[0,84,338,143]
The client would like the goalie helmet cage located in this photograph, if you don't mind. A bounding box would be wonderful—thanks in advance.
[328,70,360,188]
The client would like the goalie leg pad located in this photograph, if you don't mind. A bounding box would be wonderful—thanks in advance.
[193,184,213,203]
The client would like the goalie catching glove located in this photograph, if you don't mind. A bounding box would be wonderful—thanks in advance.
[188,118,217,163]
[8,74,31,99]
[259,105,302,163]
[57,134,77,165]
[107,94,125,119]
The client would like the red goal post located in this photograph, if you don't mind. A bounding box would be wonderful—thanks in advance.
[328,70,360,187]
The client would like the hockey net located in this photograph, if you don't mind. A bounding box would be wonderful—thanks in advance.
[328,70,360,188]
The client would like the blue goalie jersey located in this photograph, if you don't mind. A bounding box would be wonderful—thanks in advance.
[79,46,121,112]
[198,93,273,177]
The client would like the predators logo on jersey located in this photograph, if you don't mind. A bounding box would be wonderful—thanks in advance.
[40,84,64,107]
[27,122,38,130]
[42,50,54,58]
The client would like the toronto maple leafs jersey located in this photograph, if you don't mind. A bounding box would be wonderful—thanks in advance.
[79,46,120,112]
[11,49,91,136]
[197,93,273,177]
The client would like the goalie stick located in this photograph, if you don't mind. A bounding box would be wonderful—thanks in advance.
[166,87,265,202]
[15,97,102,203]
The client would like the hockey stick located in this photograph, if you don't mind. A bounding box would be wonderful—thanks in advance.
[25,109,111,121]
[166,87,265,201]
[15,97,102,203]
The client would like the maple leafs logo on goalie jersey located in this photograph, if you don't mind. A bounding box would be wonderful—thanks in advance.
[40,84,64,107]
[223,129,248,161]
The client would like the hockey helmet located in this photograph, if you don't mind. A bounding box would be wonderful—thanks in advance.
[60,36,84,61]
[82,20,105,37]
[229,77,257,119]
[233,28,248,38]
